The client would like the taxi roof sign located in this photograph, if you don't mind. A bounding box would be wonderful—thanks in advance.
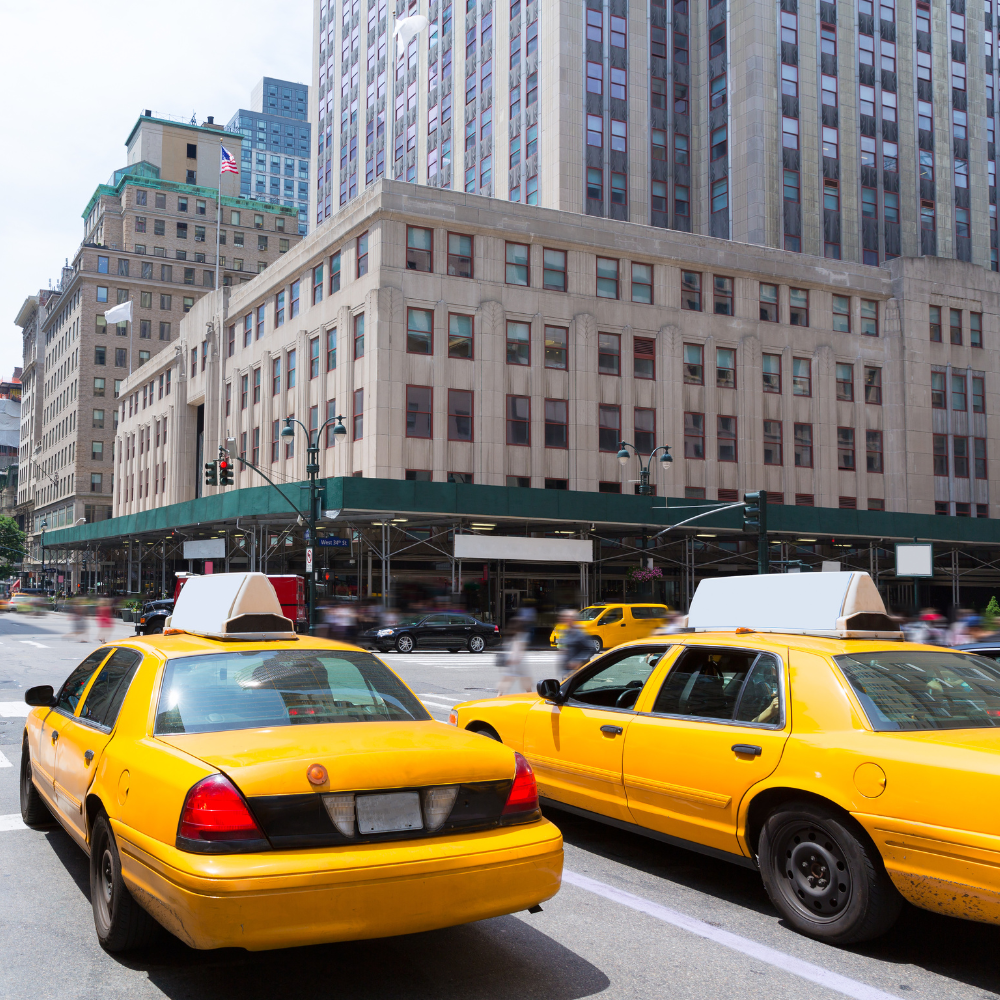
[165,572,297,641]
[685,571,901,639]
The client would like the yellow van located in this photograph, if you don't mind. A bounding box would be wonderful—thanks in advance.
[549,603,670,654]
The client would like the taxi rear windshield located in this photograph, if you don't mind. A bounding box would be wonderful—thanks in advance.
[834,651,1000,731]
[154,650,430,734]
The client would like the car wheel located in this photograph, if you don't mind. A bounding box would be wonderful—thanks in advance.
[468,635,486,653]
[146,625,163,635]
[395,634,414,653]
[90,809,160,952]
[758,799,902,944]
[590,636,603,654]
[19,737,53,827]
[468,723,502,741]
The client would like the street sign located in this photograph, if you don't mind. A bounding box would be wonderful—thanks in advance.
[896,543,933,578]
[317,537,350,548]
[305,548,313,572]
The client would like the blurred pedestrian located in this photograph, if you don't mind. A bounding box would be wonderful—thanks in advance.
[497,607,535,695]
[67,598,90,643]
[557,609,592,679]
[96,598,113,642]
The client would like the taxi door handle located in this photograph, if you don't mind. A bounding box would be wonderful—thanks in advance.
[84,750,95,766]
[51,730,59,744]
[732,743,762,757]
[600,725,624,736]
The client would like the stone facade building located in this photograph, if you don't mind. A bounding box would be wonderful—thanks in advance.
[114,180,998,521]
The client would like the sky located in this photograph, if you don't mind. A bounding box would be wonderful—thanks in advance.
[0,0,312,381]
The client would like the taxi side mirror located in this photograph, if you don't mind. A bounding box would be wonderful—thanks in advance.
[25,685,56,707]
[537,678,565,703]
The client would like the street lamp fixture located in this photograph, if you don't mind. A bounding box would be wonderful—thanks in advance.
[39,518,48,592]
[614,441,673,495]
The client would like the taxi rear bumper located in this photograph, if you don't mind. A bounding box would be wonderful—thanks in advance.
[113,818,563,951]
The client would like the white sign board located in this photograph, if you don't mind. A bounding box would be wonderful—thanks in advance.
[896,543,934,578]
[454,534,593,563]
[306,547,313,571]
[183,538,226,560]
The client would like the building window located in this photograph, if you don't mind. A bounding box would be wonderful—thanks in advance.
[971,312,982,348]
[717,416,737,462]
[674,134,688,164]
[543,249,567,291]
[950,309,962,345]
[506,242,529,285]
[837,427,855,470]
[91,473,103,493]
[931,371,946,409]
[764,421,783,465]
[711,178,728,213]
[405,385,432,438]
[330,251,342,292]
[973,376,985,413]
[681,271,701,311]
[325,328,337,371]
[289,280,300,318]
[354,313,365,359]
[611,173,627,206]
[634,338,655,379]
[782,117,799,150]
[587,168,603,204]
[684,412,705,459]
[762,354,781,393]
[506,321,530,365]
[610,119,626,151]
[861,366,881,405]
[286,349,296,388]
[275,291,285,327]
[544,326,568,369]
[683,343,704,384]
[271,357,281,396]
[716,348,736,389]
[759,283,778,322]
[634,407,655,454]
[406,226,434,272]
[866,430,883,473]
[713,276,733,316]
[630,263,653,304]
[448,389,473,441]
[790,288,809,326]
[446,233,473,278]
[792,357,811,396]
[353,388,364,440]
[794,423,813,468]
[861,300,878,337]
[675,185,690,217]
[506,395,530,444]
[954,436,970,478]
[310,337,320,378]
[598,333,621,375]
[599,404,621,452]
[832,295,850,333]
[544,399,568,448]
[406,307,433,355]
[951,373,967,411]
[448,314,473,359]
[836,363,854,401]
[357,232,369,276]
[975,438,988,479]
[312,265,324,305]
[933,434,948,476]
[596,257,619,299]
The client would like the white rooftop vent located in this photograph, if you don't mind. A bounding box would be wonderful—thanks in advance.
[165,572,297,641]
[685,571,901,639]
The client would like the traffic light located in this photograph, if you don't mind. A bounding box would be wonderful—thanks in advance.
[204,461,218,486]
[743,491,766,534]
[218,457,233,486]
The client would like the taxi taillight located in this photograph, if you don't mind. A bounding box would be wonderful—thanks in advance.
[176,774,268,852]
[501,752,539,823]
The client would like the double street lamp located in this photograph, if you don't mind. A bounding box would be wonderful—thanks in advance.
[39,518,47,592]
[616,441,673,496]
[280,414,348,633]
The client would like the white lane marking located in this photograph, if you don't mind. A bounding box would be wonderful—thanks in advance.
[0,751,11,768]
[18,641,49,648]
[0,814,27,831]
[563,870,902,1000]
[0,702,28,717]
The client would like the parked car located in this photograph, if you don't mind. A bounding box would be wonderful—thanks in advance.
[363,613,501,653]
[134,599,175,635]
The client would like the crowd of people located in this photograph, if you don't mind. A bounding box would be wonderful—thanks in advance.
[899,608,996,645]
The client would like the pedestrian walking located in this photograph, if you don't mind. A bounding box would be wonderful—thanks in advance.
[497,606,536,695]
[96,598,113,642]
[557,608,593,679]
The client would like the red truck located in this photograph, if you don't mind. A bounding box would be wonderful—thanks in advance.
[173,573,307,631]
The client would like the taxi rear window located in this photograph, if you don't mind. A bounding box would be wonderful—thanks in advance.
[631,606,668,619]
[835,651,1000,731]
[154,650,430,734]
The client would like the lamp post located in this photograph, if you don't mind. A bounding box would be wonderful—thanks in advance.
[39,518,47,593]
[615,440,673,496]
[281,414,348,633]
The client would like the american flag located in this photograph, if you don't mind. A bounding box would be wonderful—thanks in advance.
[220,145,239,174]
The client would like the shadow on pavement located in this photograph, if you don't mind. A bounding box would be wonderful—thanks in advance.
[546,803,1000,996]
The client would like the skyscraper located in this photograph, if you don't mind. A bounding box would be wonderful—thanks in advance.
[226,77,312,235]
[312,0,997,271]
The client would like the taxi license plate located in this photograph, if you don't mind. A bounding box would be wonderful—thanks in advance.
[355,791,424,834]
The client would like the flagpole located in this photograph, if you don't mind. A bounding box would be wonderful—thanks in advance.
[214,152,222,291]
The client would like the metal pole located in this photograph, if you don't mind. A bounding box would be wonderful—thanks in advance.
[214,188,222,291]
[307,432,318,635]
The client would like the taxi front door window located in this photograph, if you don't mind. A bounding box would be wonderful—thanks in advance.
[522,646,671,820]
[622,646,789,855]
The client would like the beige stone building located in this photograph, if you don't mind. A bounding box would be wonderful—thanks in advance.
[114,180,998,521]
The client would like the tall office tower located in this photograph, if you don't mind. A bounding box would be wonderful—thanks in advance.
[225,77,312,236]
[313,0,997,270]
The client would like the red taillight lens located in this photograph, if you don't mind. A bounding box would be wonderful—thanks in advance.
[177,774,266,849]
[494,625,499,632]
[502,752,539,821]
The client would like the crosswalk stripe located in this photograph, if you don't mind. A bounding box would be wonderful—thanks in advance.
[0,814,27,832]
[0,702,28,717]
[19,641,49,648]
[0,751,11,767]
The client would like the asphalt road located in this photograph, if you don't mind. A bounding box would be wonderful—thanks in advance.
[1,617,998,999]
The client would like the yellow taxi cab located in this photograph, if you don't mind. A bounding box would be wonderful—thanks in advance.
[454,571,1000,944]
[19,573,562,953]
[549,602,669,654]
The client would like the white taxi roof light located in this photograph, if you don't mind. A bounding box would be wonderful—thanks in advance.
[165,572,297,641]
[684,571,902,639]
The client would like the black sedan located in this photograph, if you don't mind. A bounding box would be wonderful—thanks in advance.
[134,599,174,635]
[363,613,501,653]
[956,638,1000,662]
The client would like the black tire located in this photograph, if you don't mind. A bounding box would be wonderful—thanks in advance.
[468,723,502,742]
[146,625,163,635]
[468,635,486,653]
[395,634,414,653]
[758,799,902,944]
[90,809,160,952]
[19,736,53,827]
[590,636,602,654]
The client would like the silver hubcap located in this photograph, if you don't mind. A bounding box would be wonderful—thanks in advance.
[471,637,484,651]
[102,849,114,906]
[398,637,412,651]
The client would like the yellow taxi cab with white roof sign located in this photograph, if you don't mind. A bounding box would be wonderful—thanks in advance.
[19,573,561,952]
[453,571,1000,944]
